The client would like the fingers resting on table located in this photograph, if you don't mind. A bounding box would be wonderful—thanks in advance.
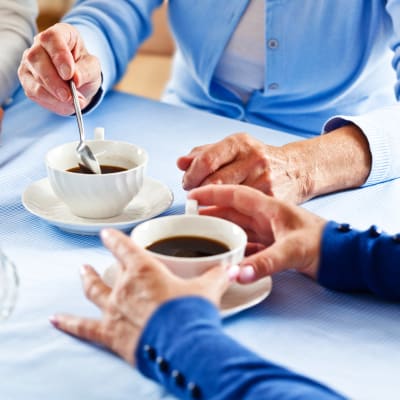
[51,228,235,364]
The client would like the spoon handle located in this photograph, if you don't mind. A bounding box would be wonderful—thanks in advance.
[69,80,85,142]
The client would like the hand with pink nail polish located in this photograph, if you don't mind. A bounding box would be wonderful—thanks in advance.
[188,184,327,283]
[18,23,101,116]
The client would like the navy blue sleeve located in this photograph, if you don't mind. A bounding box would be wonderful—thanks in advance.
[318,221,400,301]
[136,297,345,400]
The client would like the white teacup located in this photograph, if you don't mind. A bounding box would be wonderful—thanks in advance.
[46,139,148,219]
[130,213,247,278]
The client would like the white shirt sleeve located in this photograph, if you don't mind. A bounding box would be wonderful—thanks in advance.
[0,0,37,106]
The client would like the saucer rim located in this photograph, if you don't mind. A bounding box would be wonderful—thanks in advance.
[220,276,272,318]
[22,176,174,235]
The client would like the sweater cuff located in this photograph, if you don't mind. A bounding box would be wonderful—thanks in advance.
[136,297,221,398]
[318,221,366,292]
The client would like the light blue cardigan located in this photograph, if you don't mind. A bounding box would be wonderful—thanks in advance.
[64,0,400,186]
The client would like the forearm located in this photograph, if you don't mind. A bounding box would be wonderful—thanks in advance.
[0,0,37,104]
[318,221,400,301]
[284,124,371,202]
[137,297,345,400]
[63,0,162,95]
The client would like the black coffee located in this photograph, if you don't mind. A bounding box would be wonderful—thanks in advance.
[67,164,129,174]
[147,235,230,258]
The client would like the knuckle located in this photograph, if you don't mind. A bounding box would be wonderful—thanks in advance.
[25,46,42,64]
[83,276,100,300]
[38,25,59,43]
[198,152,215,171]
[114,241,136,263]
[233,132,251,143]
[30,83,48,99]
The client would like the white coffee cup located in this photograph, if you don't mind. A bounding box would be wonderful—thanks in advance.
[46,138,148,219]
[130,213,247,278]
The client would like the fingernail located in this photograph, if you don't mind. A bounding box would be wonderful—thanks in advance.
[100,228,111,240]
[238,265,256,283]
[227,264,240,281]
[60,63,71,80]
[80,264,90,275]
[56,87,69,102]
[49,315,59,328]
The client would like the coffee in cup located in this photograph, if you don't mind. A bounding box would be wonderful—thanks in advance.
[130,214,247,278]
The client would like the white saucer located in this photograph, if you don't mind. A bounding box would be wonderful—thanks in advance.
[102,265,272,318]
[22,177,174,235]
[220,276,272,317]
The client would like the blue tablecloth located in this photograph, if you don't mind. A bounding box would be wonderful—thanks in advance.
[0,89,399,399]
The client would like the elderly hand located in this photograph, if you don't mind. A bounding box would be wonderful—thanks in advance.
[50,228,234,365]
[178,125,371,204]
[188,184,327,283]
[18,23,102,115]
[177,133,305,202]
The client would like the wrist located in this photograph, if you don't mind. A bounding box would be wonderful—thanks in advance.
[281,141,314,204]
[284,124,371,202]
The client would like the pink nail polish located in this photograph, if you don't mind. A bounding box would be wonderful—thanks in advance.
[80,265,89,275]
[239,265,256,283]
[49,315,59,328]
[227,265,240,281]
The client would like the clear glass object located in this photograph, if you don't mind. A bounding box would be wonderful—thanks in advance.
[0,250,18,320]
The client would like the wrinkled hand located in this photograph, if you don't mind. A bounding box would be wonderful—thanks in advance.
[18,23,102,115]
[189,184,327,283]
[50,229,233,365]
[177,133,311,204]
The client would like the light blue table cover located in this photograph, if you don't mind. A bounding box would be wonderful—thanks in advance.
[0,89,399,399]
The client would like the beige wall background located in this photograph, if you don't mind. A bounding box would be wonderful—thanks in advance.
[38,0,173,100]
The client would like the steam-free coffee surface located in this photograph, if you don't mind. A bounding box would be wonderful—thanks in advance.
[67,164,128,174]
[147,235,229,257]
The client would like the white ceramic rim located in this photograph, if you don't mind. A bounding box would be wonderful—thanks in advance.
[45,139,148,175]
[131,214,247,264]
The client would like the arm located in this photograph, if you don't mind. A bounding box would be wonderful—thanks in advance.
[50,229,344,400]
[318,221,400,301]
[282,123,371,201]
[320,2,400,187]
[177,124,371,204]
[189,184,400,301]
[18,0,163,115]
[63,0,163,105]
[0,0,37,105]
[137,297,345,400]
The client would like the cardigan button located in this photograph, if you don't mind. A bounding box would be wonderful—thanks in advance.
[172,369,186,388]
[392,233,400,244]
[143,344,157,361]
[368,225,381,238]
[188,382,202,399]
[337,223,351,233]
[156,356,169,373]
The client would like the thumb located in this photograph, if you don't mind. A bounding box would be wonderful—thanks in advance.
[193,264,237,305]
[238,237,302,283]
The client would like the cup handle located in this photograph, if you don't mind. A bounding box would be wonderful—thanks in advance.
[185,199,198,215]
[94,127,105,141]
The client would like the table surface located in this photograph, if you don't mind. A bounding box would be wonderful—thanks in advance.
[0,89,399,399]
